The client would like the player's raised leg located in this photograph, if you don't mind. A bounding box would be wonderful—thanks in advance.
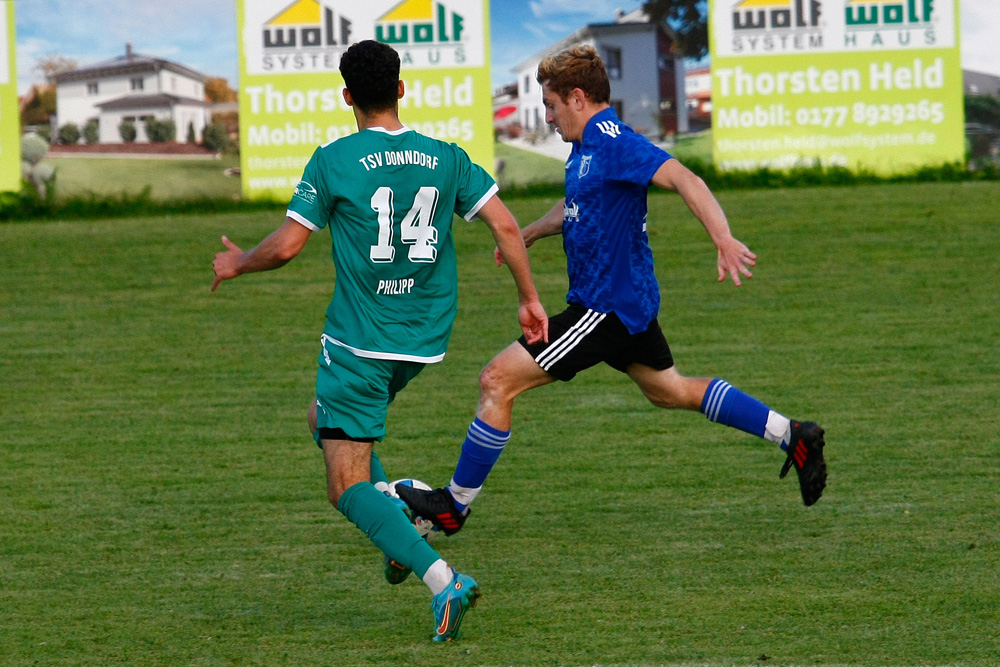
[627,364,827,504]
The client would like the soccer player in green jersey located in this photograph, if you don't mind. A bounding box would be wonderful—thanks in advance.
[211,40,548,642]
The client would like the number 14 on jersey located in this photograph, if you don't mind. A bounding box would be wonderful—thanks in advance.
[369,186,441,264]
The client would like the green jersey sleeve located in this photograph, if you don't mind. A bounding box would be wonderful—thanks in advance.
[286,146,332,231]
[450,143,499,221]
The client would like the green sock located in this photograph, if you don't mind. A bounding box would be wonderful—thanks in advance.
[337,481,440,578]
[369,450,389,486]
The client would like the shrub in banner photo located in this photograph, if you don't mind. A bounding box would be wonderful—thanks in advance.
[145,117,177,143]
[202,121,231,153]
[120,119,137,143]
[59,122,80,145]
[83,119,99,145]
[21,133,56,199]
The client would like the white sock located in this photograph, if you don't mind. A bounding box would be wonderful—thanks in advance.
[422,559,454,595]
[447,480,480,510]
[765,411,792,449]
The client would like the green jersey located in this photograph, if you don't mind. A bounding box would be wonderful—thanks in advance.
[287,127,497,363]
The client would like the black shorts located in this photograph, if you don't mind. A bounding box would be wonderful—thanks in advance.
[518,303,674,381]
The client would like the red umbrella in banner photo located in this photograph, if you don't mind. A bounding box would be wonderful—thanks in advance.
[493,105,517,121]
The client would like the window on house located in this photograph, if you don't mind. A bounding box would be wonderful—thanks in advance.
[604,47,622,79]
[171,77,177,92]
[611,100,624,119]
[131,77,144,91]
[523,74,531,94]
[87,82,99,95]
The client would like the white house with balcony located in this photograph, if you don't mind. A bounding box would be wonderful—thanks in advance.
[513,8,687,140]
[52,44,210,144]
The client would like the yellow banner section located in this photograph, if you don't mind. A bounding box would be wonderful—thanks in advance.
[236,0,493,201]
[709,0,964,174]
[711,49,964,172]
[0,1,19,193]
[237,68,494,200]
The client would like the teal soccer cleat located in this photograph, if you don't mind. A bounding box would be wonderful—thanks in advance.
[431,571,481,642]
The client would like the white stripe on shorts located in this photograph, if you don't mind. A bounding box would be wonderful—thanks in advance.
[535,309,607,371]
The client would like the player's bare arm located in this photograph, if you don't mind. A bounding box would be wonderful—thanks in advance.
[493,197,566,267]
[651,160,756,286]
[211,217,312,291]
[477,196,550,344]
[521,198,566,247]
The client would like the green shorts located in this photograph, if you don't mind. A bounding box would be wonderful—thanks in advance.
[314,334,426,442]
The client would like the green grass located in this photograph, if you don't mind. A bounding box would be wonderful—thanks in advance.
[494,141,566,189]
[8,141,993,223]
[668,130,714,163]
[48,154,242,200]
[494,132,714,192]
[2,182,999,666]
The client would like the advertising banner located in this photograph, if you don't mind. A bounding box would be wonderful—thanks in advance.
[709,0,964,173]
[236,0,493,200]
[0,1,20,193]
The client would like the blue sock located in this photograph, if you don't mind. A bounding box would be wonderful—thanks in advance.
[701,379,773,441]
[448,418,510,511]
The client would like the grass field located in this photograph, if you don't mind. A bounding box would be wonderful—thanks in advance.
[47,154,242,201]
[495,132,714,190]
[2,182,999,666]
[668,130,714,164]
[494,142,566,189]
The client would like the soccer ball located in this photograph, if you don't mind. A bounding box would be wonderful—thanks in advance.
[387,478,439,542]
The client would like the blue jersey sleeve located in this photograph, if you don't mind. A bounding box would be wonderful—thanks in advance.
[607,132,672,187]
[286,146,332,231]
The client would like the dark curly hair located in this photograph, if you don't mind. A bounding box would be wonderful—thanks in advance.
[339,40,400,113]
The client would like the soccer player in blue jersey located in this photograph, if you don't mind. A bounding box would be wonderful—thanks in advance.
[397,45,827,537]
[211,40,548,641]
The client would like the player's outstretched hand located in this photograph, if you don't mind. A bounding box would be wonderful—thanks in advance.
[519,300,549,345]
[211,235,244,291]
[716,236,756,286]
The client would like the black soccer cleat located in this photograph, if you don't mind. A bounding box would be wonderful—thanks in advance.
[780,420,827,506]
[395,486,469,536]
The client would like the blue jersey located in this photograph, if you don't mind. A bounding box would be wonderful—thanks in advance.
[562,107,672,334]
